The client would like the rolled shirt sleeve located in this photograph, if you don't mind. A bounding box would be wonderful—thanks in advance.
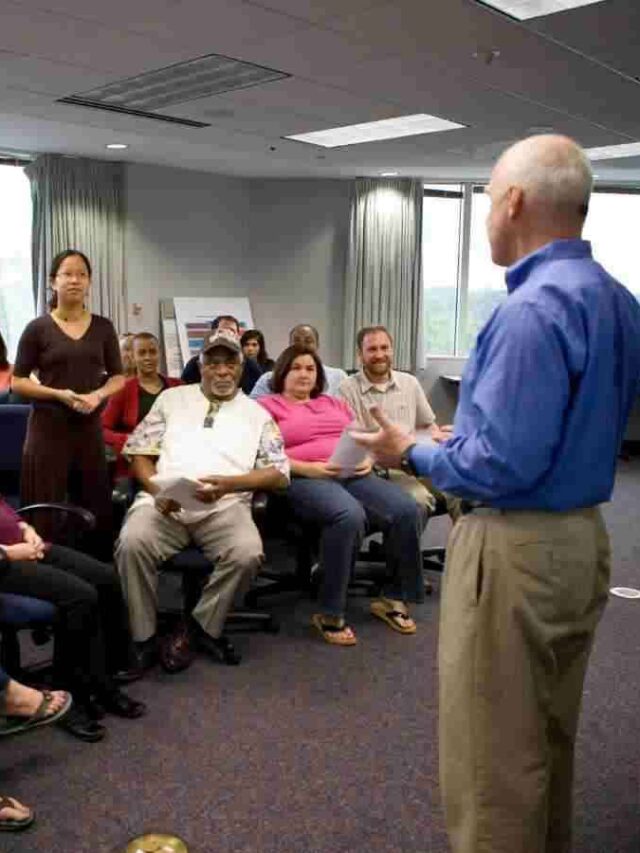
[122,396,168,460]
[255,418,290,481]
[411,301,569,503]
[414,377,436,427]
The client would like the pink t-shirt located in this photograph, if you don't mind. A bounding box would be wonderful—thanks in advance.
[258,394,353,462]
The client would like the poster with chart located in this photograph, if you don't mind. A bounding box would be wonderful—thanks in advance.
[173,297,254,365]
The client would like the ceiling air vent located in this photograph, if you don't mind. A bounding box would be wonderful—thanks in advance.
[57,51,290,127]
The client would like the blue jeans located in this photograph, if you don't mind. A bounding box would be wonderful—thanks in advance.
[287,473,426,618]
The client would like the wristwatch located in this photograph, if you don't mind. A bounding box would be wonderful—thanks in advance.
[399,443,417,476]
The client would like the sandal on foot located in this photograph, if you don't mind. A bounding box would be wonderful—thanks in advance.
[0,797,35,832]
[311,614,357,646]
[370,599,416,634]
[0,690,72,737]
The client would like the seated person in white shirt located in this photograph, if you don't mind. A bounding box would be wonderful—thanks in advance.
[338,325,455,515]
[250,324,347,399]
[116,332,289,673]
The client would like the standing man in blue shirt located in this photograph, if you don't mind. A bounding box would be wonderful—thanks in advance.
[355,135,640,853]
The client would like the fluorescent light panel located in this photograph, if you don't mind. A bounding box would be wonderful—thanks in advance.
[586,142,640,161]
[476,0,606,20]
[286,113,465,148]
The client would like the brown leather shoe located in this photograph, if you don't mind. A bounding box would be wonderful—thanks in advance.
[159,621,195,674]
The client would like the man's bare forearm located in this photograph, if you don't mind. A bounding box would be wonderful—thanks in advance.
[130,455,160,494]
[212,467,287,492]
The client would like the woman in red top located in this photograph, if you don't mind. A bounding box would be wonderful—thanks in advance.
[259,346,426,646]
[102,332,181,479]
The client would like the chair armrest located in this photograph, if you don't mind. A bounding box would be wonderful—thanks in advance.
[17,503,96,531]
[251,491,268,518]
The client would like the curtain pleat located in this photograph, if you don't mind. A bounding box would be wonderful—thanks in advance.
[25,155,126,330]
[343,178,423,370]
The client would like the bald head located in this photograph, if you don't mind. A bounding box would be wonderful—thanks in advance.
[486,135,593,266]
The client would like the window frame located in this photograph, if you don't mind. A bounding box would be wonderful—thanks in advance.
[423,181,640,358]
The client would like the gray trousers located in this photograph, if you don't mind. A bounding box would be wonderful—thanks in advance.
[115,500,263,642]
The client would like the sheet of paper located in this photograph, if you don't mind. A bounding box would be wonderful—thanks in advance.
[150,475,212,512]
[328,429,369,476]
[414,428,437,447]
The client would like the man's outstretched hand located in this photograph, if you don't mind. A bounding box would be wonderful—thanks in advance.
[350,407,415,469]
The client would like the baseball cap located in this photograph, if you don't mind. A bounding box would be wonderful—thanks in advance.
[200,331,243,357]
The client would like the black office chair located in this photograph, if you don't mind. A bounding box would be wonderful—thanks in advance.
[0,403,30,507]
[0,594,57,678]
[153,493,281,636]
[247,492,395,604]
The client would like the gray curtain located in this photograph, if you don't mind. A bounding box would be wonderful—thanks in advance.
[344,178,423,370]
[25,154,126,330]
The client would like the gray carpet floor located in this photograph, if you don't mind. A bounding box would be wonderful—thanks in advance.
[2,461,640,852]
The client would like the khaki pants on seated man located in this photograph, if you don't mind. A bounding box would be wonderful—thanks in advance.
[386,469,462,521]
[116,500,262,643]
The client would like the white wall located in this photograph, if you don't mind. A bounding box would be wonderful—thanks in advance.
[124,166,350,366]
[124,164,252,337]
[247,179,350,366]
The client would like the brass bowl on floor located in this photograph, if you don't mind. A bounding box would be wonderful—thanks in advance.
[124,834,189,853]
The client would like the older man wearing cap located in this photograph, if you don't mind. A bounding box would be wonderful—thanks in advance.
[115,331,289,672]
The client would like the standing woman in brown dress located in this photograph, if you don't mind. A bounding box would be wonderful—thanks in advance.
[12,249,125,558]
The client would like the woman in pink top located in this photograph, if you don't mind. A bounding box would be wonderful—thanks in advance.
[259,346,425,646]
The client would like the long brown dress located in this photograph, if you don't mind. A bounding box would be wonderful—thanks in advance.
[13,314,122,556]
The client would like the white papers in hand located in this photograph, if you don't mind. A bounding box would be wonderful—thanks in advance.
[328,429,369,476]
[150,475,210,512]
[414,428,436,447]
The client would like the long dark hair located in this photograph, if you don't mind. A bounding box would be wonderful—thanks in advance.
[48,249,92,310]
[270,345,325,398]
[0,331,9,370]
[240,329,271,368]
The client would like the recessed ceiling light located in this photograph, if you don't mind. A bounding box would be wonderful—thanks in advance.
[585,142,640,161]
[380,171,399,177]
[476,0,606,20]
[106,143,128,150]
[285,113,465,149]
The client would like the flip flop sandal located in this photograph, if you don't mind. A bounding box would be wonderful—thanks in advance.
[370,599,417,634]
[311,614,357,646]
[0,690,73,737]
[0,797,35,832]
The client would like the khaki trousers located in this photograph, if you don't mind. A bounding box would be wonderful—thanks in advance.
[386,469,462,520]
[439,507,610,853]
[116,500,263,642]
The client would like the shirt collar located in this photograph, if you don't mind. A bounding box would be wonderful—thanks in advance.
[505,239,592,294]
[357,368,398,392]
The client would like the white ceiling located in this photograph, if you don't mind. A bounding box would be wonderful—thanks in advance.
[1,0,639,181]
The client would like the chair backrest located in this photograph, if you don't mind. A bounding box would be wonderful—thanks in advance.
[0,404,30,504]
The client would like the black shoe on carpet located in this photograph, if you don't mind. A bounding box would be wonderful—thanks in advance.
[98,688,147,719]
[195,631,241,666]
[59,706,106,743]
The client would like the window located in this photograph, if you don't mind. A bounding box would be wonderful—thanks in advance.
[583,189,640,296]
[422,183,640,357]
[422,185,463,355]
[422,183,506,357]
[464,188,507,354]
[0,164,33,360]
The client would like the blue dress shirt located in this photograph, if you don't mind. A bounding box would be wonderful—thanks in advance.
[411,239,640,510]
